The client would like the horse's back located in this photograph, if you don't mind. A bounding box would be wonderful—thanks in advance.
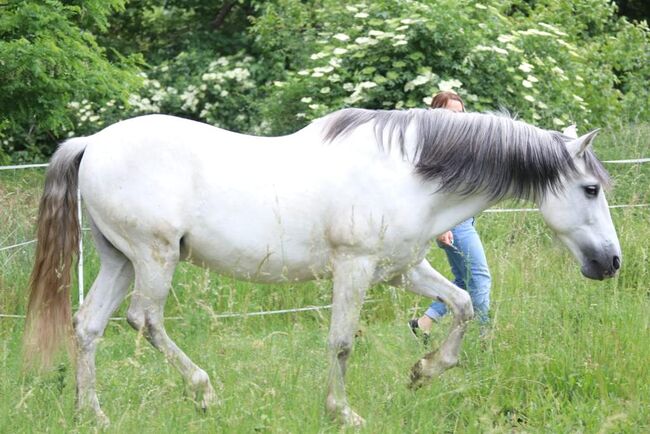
[76,115,336,280]
[76,114,433,282]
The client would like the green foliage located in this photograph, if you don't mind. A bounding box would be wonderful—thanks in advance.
[67,50,267,136]
[0,0,141,161]
[252,0,650,132]
[96,0,258,63]
[1,0,649,161]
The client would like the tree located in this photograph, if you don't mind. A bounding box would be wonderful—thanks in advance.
[0,0,141,162]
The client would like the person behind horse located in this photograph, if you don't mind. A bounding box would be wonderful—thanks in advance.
[410,91,492,339]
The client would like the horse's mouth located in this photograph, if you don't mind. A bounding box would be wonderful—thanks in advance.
[581,257,621,280]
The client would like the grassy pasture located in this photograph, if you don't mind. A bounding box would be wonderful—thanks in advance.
[1,124,649,433]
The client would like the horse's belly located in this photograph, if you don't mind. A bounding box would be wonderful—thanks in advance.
[182,229,332,283]
[184,249,332,283]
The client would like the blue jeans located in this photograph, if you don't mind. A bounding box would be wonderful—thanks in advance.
[425,218,491,324]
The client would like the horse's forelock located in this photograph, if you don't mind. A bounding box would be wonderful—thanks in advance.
[583,148,612,190]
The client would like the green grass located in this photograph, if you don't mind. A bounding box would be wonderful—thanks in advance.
[1,124,650,432]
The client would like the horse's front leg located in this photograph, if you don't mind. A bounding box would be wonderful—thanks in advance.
[325,254,375,427]
[402,259,474,389]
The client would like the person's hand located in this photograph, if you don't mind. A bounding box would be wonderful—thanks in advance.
[436,231,453,246]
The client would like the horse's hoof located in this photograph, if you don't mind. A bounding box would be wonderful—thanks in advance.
[409,349,448,389]
[326,399,366,428]
[188,370,219,412]
[198,386,219,412]
[341,407,366,427]
[75,400,110,427]
[96,409,110,428]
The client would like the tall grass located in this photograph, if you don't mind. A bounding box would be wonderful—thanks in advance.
[1,124,649,432]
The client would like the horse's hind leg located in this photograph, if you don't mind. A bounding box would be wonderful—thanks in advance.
[125,238,217,410]
[74,222,134,425]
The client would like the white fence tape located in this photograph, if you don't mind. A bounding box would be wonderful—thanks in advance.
[0,301,372,321]
[1,157,649,173]
[602,158,650,164]
[0,163,48,171]
[484,203,650,213]
[0,239,37,253]
[0,298,385,321]
[3,203,648,253]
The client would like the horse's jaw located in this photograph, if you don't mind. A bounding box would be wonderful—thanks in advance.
[557,233,622,280]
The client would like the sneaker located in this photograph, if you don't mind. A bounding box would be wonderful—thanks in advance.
[408,319,430,346]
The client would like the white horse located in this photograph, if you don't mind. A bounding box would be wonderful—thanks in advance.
[24,108,621,426]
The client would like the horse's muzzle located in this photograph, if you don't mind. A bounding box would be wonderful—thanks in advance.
[581,254,621,280]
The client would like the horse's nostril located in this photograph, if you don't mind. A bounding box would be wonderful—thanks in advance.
[613,256,621,270]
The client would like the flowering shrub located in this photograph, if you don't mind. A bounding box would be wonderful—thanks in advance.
[61,0,650,143]
[254,0,650,133]
[67,51,266,137]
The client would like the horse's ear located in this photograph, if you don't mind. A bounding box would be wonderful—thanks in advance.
[567,129,600,157]
[562,124,578,139]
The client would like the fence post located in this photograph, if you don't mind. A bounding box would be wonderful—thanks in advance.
[77,187,84,305]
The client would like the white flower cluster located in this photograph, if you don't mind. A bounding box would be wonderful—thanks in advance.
[201,59,254,90]
[438,79,462,92]
[129,94,160,112]
[180,85,199,112]
[519,28,555,37]
[536,22,569,37]
[344,81,378,104]
[66,99,113,134]
[294,14,420,109]
[474,44,509,55]
[185,57,256,118]
[1,136,14,147]
[404,70,437,92]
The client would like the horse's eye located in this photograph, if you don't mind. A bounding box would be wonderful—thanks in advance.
[583,185,599,197]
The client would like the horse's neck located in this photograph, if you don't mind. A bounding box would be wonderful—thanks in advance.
[424,189,495,236]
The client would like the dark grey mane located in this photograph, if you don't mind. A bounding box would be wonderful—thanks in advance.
[322,108,610,201]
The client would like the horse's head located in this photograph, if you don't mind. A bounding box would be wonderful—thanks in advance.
[538,128,621,280]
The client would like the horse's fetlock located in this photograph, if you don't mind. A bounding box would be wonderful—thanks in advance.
[326,395,342,414]
[440,355,458,369]
[430,347,458,370]
[191,369,210,389]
